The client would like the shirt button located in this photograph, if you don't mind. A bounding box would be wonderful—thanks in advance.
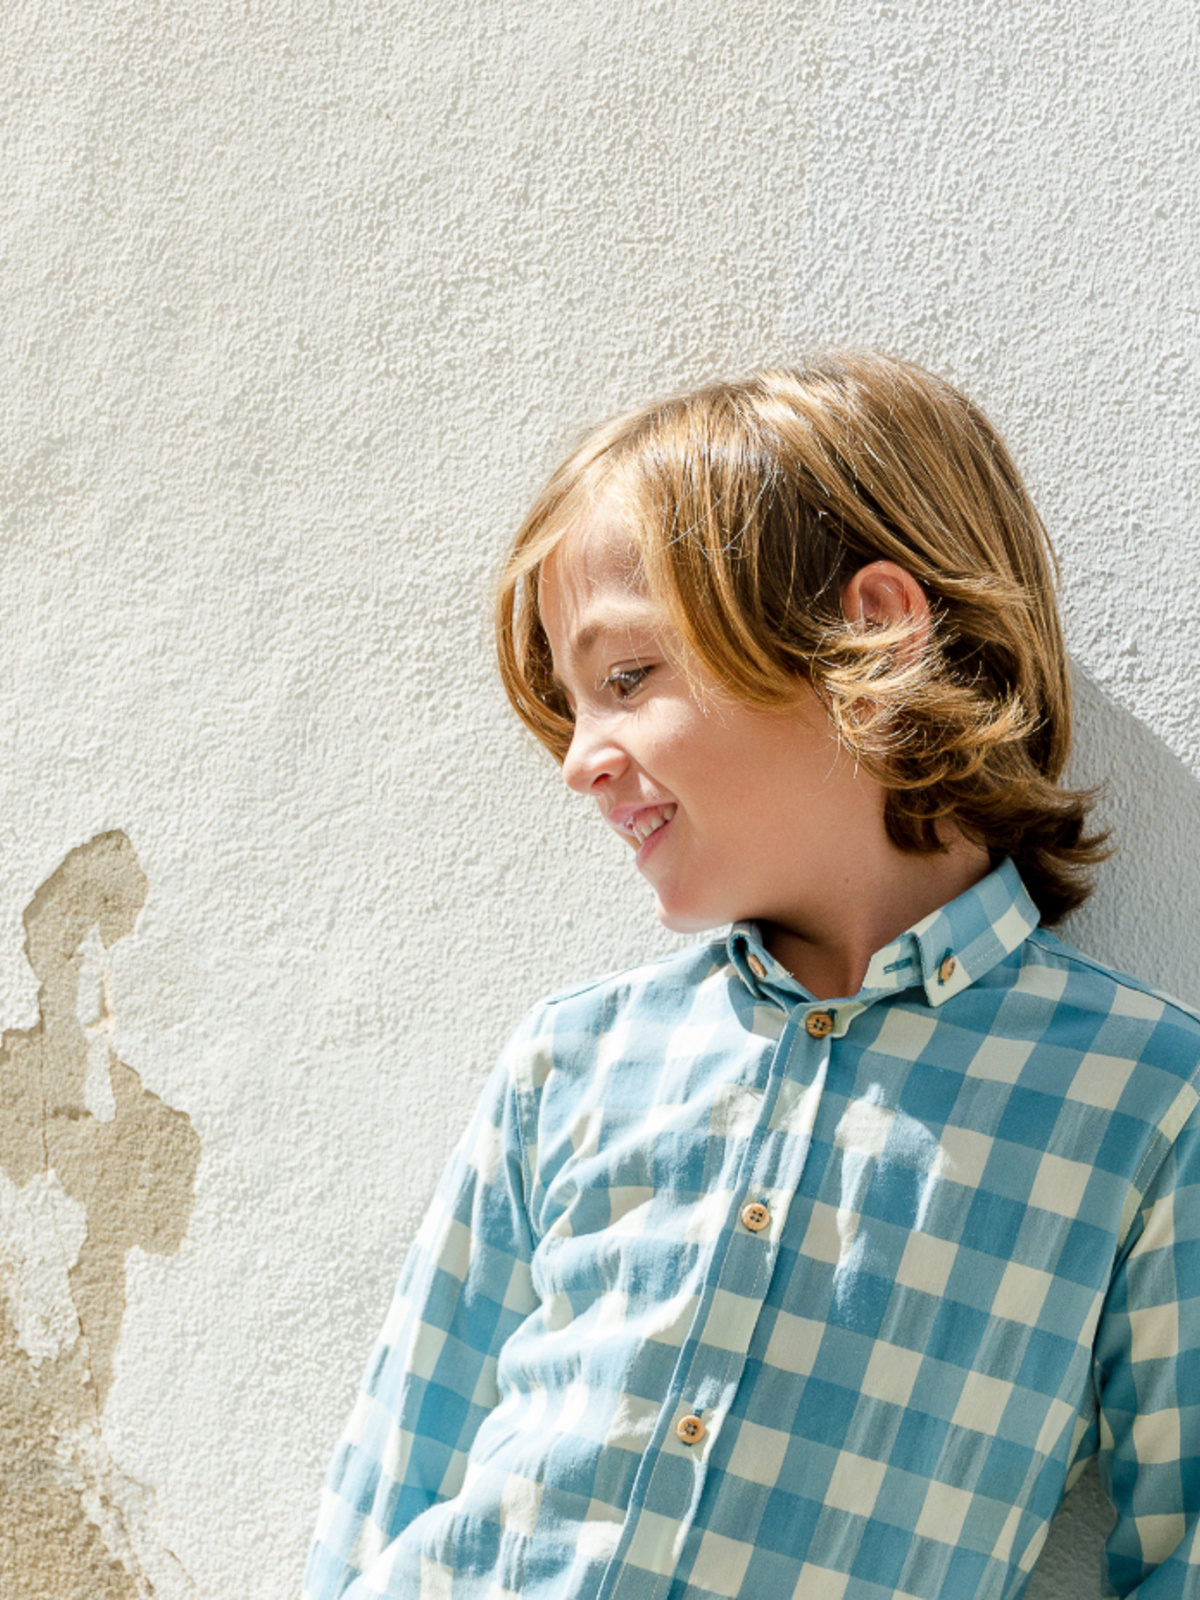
[747,953,766,979]
[741,1201,771,1232]
[938,955,957,983]
[805,1010,834,1038]
[676,1414,706,1445]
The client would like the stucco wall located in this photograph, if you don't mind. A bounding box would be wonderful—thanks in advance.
[1,1,1196,1595]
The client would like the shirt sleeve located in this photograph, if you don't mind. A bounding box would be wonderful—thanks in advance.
[1093,1092,1200,1596]
[302,1016,544,1600]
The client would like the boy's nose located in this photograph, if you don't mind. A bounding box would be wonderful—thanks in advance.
[561,716,628,794]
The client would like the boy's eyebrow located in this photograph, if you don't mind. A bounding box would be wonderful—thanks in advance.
[548,606,659,686]
[567,622,603,656]
[546,626,605,700]
[569,619,639,657]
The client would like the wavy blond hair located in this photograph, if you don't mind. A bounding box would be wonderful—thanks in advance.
[496,351,1107,923]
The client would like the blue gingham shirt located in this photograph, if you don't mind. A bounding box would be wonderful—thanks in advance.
[306,861,1200,1599]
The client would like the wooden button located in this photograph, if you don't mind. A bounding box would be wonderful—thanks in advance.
[938,955,957,984]
[747,953,766,979]
[741,1202,770,1233]
[676,1413,706,1445]
[805,1010,834,1038]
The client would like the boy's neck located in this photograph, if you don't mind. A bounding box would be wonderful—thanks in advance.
[763,834,993,1002]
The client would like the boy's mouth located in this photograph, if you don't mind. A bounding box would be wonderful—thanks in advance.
[624,804,677,846]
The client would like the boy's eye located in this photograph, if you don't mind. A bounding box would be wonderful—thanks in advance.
[601,666,651,701]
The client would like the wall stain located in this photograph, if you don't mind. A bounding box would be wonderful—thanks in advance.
[0,832,200,1598]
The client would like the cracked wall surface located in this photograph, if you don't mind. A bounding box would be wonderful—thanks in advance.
[0,832,200,1599]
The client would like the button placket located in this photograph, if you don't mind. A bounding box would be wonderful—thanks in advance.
[597,1008,830,1600]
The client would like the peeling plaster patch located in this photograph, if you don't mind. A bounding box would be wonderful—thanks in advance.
[79,929,118,1123]
[0,832,200,1600]
[0,1168,88,1368]
[55,1424,199,1600]
[83,1035,119,1124]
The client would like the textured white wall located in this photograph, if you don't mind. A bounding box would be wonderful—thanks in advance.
[0,0,1196,1595]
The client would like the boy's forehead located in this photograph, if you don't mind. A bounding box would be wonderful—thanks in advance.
[540,519,644,615]
[543,509,642,590]
[539,520,664,660]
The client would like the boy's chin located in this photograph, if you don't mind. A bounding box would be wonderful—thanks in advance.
[653,897,735,936]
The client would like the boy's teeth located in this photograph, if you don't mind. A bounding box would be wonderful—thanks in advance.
[632,805,676,843]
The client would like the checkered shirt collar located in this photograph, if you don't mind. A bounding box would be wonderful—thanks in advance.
[727,857,1040,1009]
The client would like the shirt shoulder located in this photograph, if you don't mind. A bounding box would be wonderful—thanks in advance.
[498,938,741,1097]
[1023,927,1200,1090]
[536,937,733,1014]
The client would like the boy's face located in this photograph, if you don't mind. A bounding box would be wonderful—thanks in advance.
[539,516,890,942]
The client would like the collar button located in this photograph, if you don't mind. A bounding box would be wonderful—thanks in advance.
[805,1010,834,1039]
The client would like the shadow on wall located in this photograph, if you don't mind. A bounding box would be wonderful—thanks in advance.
[1064,669,1200,1010]
[1027,669,1200,1595]
[0,832,201,1600]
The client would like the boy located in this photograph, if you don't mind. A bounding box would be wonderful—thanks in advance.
[305,353,1200,1598]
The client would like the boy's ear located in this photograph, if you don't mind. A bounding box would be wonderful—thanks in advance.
[841,562,931,658]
